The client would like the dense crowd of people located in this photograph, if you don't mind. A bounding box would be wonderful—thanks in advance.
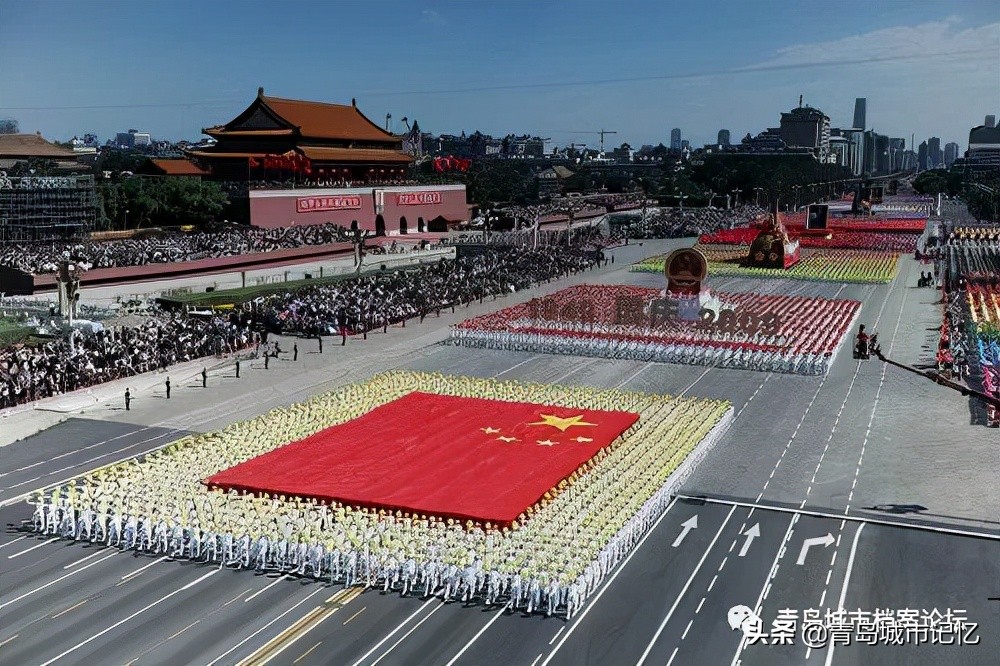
[251,246,601,337]
[0,314,254,409]
[0,223,355,275]
[0,246,600,410]
[613,205,767,240]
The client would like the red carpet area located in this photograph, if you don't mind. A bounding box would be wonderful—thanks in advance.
[205,391,639,525]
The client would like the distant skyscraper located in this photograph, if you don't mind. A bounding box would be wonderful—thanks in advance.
[717,129,731,146]
[670,128,682,150]
[889,138,905,171]
[986,115,996,128]
[852,98,866,130]
[918,141,929,171]
[944,142,959,167]
[927,137,942,168]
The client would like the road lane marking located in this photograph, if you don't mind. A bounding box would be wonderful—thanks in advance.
[728,514,799,666]
[166,619,200,641]
[39,569,218,666]
[64,547,111,568]
[666,646,679,666]
[0,536,28,550]
[0,429,185,508]
[635,504,738,666]
[444,601,512,666]
[371,599,446,665]
[225,589,251,606]
[237,587,361,666]
[530,653,543,666]
[245,574,289,602]
[6,537,59,559]
[548,625,565,645]
[824,523,866,666]
[674,494,1000,541]
[540,497,680,666]
[118,555,169,584]
[493,356,540,378]
[695,597,705,614]
[293,641,322,664]
[347,592,440,666]
[51,599,87,619]
[681,619,693,640]
[0,634,17,649]
[614,364,650,389]
[0,551,117,610]
[206,584,329,666]
[343,606,366,625]
[0,425,153,477]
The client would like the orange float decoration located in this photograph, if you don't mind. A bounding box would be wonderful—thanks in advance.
[746,203,800,269]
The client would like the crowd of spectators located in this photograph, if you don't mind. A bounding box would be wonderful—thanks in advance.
[251,246,601,337]
[613,205,767,240]
[0,314,254,409]
[0,223,355,275]
[1,246,600,409]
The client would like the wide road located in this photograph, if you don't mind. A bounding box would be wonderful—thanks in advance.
[1,240,997,665]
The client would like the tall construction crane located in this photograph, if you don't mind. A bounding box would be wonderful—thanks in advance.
[548,130,619,153]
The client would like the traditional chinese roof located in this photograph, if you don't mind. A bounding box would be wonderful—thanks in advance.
[142,158,209,176]
[0,133,78,159]
[203,88,399,145]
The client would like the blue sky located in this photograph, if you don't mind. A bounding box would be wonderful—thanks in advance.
[1,0,997,151]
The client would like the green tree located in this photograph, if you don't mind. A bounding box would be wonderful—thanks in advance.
[97,177,229,230]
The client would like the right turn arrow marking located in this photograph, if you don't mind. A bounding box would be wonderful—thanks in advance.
[796,533,835,565]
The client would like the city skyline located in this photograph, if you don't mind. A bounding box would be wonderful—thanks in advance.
[0,1,996,152]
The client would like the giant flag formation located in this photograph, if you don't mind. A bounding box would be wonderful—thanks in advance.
[39,371,732,617]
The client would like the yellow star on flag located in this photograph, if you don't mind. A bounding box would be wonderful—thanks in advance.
[497,436,519,443]
[537,439,559,446]
[529,413,597,432]
[481,427,501,434]
[572,436,593,443]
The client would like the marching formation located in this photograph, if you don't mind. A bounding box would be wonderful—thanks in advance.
[30,370,732,618]
[633,246,901,284]
[451,285,861,376]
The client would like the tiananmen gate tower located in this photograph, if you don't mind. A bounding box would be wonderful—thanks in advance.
[187,88,469,233]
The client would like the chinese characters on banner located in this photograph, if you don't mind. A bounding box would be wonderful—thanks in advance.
[397,191,443,206]
[295,195,363,213]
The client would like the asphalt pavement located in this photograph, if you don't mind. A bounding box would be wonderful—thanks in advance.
[1,240,998,665]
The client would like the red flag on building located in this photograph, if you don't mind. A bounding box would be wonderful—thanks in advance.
[205,392,639,525]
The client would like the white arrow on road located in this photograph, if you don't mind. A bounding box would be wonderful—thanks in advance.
[796,533,835,565]
[738,523,760,557]
[671,516,698,547]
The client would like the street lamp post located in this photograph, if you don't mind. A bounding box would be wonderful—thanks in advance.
[732,188,743,208]
[754,187,763,206]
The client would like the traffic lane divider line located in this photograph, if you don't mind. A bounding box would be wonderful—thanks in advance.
[348,592,442,666]
[50,598,88,619]
[206,584,330,666]
[38,568,219,666]
[0,550,118,610]
[6,537,59,559]
[240,587,363,666]
[635,504,739,666]
[293,641,323,665]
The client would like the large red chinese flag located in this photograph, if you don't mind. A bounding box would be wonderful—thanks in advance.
[205,392,639,525]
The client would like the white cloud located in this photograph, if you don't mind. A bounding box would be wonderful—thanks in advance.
[420,9,446,27]
[737,17,999,72]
